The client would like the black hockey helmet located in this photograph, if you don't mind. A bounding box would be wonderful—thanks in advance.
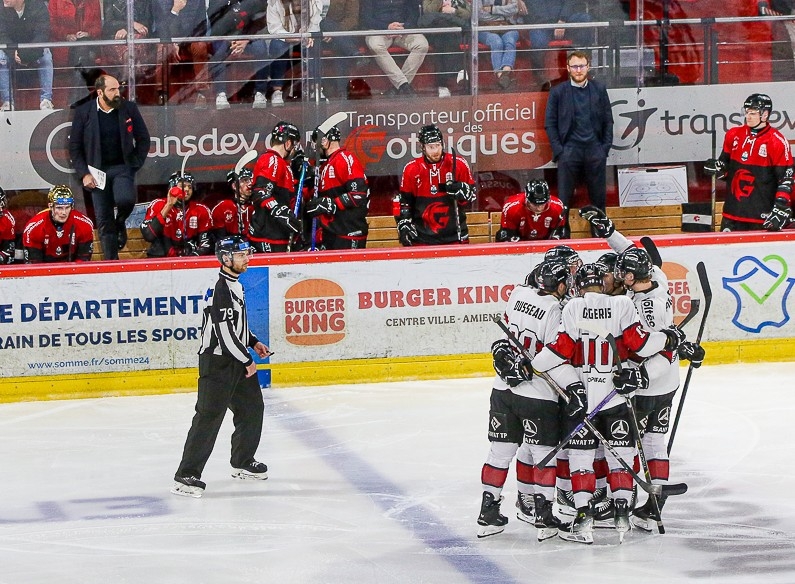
[525,180,551,206]
[615,247,653,281]
[215,234,252,263]
[744,93,773,114]
[596,251,618,273]
[311,124,341,143]
[168,171,195,189]
[524,262,543,288]
[575,262,605,291]
[418,124,443,145]
[48,184,74,207]
[271,121,301,144]
[536,260,569,294]
[226,168,253,185]
[544,244,581,271]
[0,186,6,210]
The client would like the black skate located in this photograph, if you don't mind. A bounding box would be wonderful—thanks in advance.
[592,494,616,529]
[516,492,535,524]
[477,492,508,538]
[614,498,631,543]
[171,475,206,498]
[533,494,562,542]
[632,495,666,532]
[232,460,268,480]
[556,487,577,517]
[558,504,594,544]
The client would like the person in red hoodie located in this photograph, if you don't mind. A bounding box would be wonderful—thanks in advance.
[49,0,102,69]
[22,185,94,262]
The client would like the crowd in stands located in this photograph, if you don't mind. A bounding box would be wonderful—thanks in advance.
[0,0,609,109]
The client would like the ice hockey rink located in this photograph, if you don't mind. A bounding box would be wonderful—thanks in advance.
[2,362,794,584]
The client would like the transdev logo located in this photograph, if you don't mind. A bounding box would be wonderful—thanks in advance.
[662,262,695,326]
[284,279,346,346]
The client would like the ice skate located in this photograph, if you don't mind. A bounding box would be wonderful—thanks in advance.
[614,498,631,543]
[632,495,666,532]
[533,494,561,541]
[558,505,594,544]
[556,487,577,517]
[477,492,508,538]
[231,460,268,480]
[592,493,616,529]
[516,491,535,524]
[171,475,206,498]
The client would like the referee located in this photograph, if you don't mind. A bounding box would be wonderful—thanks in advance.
[172,235,271,498]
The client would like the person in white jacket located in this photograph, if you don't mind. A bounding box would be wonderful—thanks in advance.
[266,0,323,104]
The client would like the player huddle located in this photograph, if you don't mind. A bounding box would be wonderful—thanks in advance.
[478,207,705,545]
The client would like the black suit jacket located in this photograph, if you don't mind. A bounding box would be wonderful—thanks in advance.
[68,98,152,179]
[544,77,614,162]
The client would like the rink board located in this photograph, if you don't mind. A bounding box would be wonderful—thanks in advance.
[0,232,793,401]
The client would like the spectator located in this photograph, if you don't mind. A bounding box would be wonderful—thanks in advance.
[140,172,214,256]
[394,124,476,245]
[152,0,212,108]
[362,0,428,96]
[419,0,471,97]
[0,187,17,264]
[68,74,151,260]
[0,0,54,110]
[318,0,362,99]
[266,0,323,105]
[22,185,94,262]
[102,0,156,82]
[524,0,592,78]
[208,0,270,109]
[544,50,613,213]
[495,179,567,241]
[477,0,527,91]
[212,167,254,239]
[49,0,102,70]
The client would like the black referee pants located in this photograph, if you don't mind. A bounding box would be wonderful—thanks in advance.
[175,353,264,479]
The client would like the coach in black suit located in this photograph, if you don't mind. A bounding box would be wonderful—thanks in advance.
[68,74,151,260]
[544,50,613,214]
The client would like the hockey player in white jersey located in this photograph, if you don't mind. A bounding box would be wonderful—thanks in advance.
[531,263,685,544]
[477,260,570,540]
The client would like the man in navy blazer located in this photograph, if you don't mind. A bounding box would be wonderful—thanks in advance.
[544,50,613,219]
[69,74,151,260]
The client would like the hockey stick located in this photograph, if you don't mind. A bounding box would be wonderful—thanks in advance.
[640,236,663,269]
[234,149,258,236]
[450,147,462,243]
[68,224,75,262]
[710,129,717,230]
[667,262,712,455]
[288,160,308,252]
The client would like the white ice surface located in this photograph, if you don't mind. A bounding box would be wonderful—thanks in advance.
[1,362,795,583]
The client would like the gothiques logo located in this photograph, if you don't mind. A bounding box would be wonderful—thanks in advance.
[283,279,346,345]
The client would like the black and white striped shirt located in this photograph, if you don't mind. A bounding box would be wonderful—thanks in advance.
[198,270,258,365]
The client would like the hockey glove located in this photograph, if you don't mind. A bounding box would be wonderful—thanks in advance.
[703,158,726,178]
[270,204,301,234]
[305,196,336,217]
[441,181,475,202]
[397,218,418,246]
[678,341,705,368]
[612,366,649,395]
[491,340,532,387]
[762,197,792,231]
[579,205,615,238]
[564,381,587,421]
[662,325,686,352]
[495,228,520,243]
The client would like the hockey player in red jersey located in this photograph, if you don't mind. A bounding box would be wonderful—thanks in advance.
[212,168,254,241]
[394,124,476,246]
[0,187,16,264]
[704,93,793,231]
[478,260,569,541]
[531,263,685,544]
[249,121,302,253]
[141,172,213,257]
[495,180,567,242]
[305,124,370,250]
[23,185,94,263]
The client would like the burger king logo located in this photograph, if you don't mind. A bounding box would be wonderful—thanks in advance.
[663,262,694,326]
[284,279,346,345]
